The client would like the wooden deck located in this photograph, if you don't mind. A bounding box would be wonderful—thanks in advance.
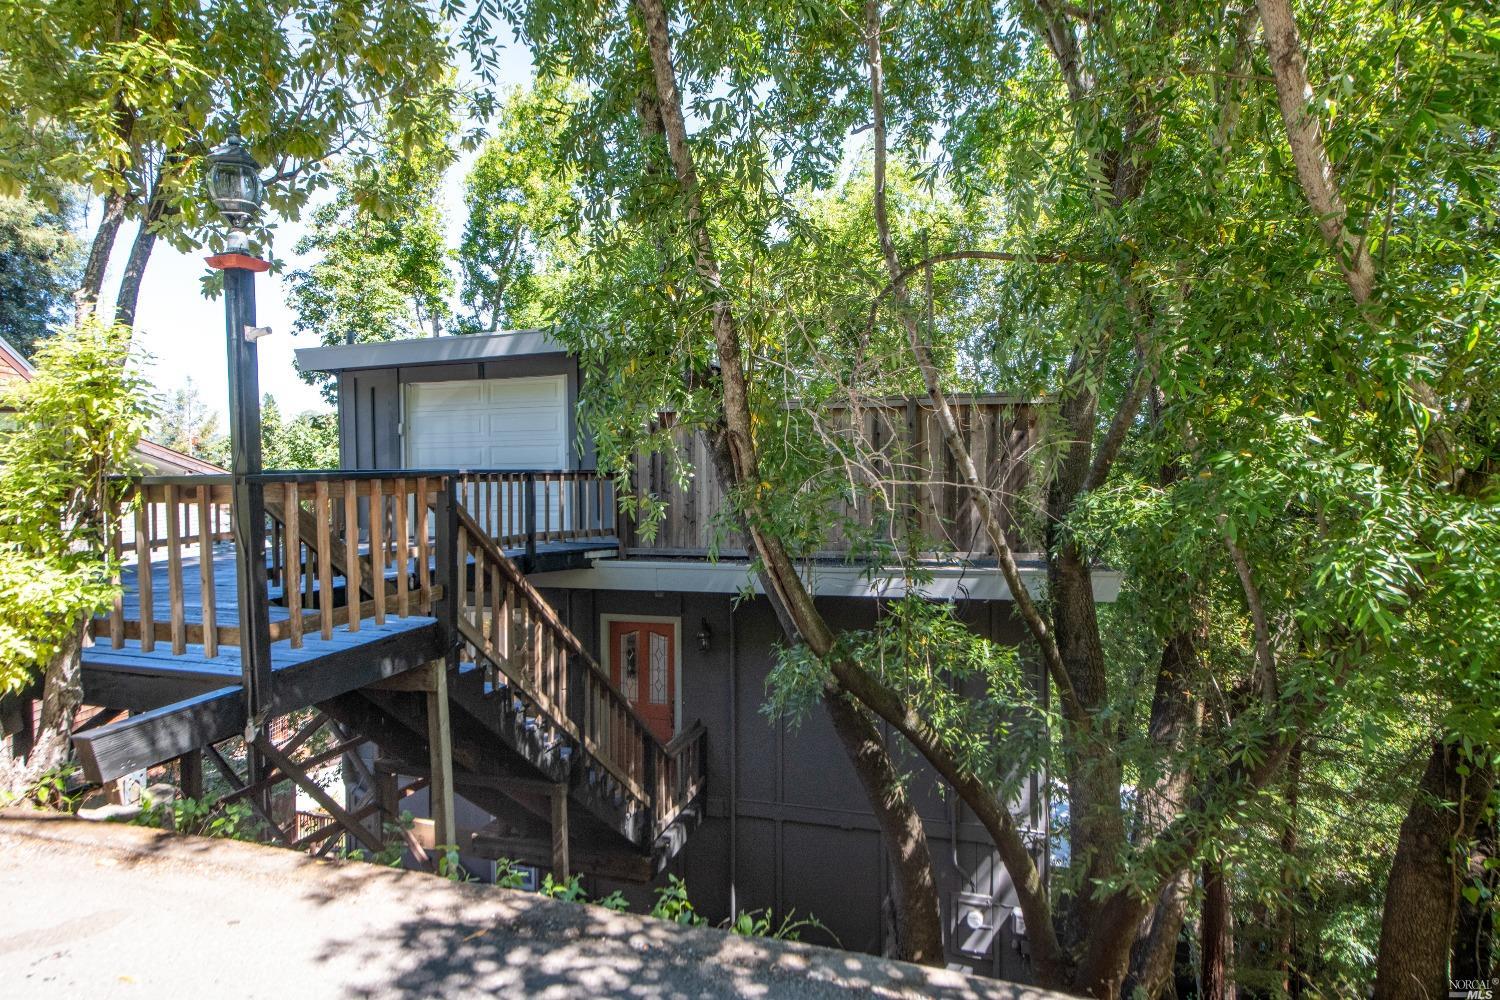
[64,469,707,880]
[76,539,611,780]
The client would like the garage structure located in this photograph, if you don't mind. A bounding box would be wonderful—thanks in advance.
[296,330,589,473]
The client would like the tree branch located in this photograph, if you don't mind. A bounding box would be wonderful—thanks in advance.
[863,0,1082,729]
[1256,0,1374,305]
[864,248,1097,336]
[1218,514,1278,706]
[1031,0,1094,103]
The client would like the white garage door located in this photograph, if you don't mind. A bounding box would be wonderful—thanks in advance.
[404,376,568,470]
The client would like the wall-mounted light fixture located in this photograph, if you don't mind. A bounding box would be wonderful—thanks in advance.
[696,618,712,653]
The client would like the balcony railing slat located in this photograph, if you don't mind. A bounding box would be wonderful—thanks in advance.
[197,484,218,658]
[315,481,334,642]
[343,483,361,633]
[394,477,410,619]
[283,482,302,648]
[369,478,386,626]
[135,502,154,653]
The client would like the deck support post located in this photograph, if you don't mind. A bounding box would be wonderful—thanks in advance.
[550,782,569,880]
[425,658,457,854]
[177,750,203,800]
[376,763,400,833]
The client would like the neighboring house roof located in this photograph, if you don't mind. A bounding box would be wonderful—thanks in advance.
[0,333,225,475]
[295,330,567,374]
[0,335,35,385]
[133,437,226,475]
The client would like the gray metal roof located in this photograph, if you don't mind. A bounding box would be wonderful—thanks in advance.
[295,330,567,373]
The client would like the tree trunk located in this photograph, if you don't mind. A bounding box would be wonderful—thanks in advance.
[113,215,160,329]
[1452,816,1496,986]
[1200,859,1233,1000]
[1277,738,1304,995]
[630,0,947,965]
[1256,0,1374,305]
[1124,622,1205,998]
[77,190,126,317]
[0,620,85,798]
[1126,870,1193,1000]
[1375,741,1497,999]
[822,687,945,964]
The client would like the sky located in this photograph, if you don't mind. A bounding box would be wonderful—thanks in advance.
[101,36,536,423]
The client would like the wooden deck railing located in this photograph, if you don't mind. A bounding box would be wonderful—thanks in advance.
[453,470,616,552]
[261,472,440,648]
[452,502,704,837]
[92,469,617,656]
[102,479,234,656]
[94,472,445,656]
[655,720,708,833]
[92,468,702,845]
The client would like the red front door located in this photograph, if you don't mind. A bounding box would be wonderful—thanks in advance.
[608,619,676,743]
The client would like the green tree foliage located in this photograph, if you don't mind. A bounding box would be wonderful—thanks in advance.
[157,377,226,462]
[259,394,337,470]
[0,193,83,357]
[0,0,469,317]
[462,0,1500,991]
[289,129,455,403]
[0,319,150,698]
[458,81,581,332]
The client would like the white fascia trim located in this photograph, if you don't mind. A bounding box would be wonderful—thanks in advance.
[527,559,1122,603]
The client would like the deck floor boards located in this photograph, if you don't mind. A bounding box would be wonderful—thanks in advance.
[75,533,612,778]
[89,537,611,688]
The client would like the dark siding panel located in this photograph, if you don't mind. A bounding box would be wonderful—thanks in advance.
[732,600,779,805]
[678,815,731,918]
[734,815,778,913]
[782,822,883,952]
[553,589,1043,975]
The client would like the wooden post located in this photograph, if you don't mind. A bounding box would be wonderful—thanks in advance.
[376,764,400,832]
[523,471,537,570]
[565,653,585,730]
[550,782,569,880]
[178,750,204,800]
[425,658,456,853]
[433,481,459,641]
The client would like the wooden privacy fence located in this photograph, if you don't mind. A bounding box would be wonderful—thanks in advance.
[452,502,704,839]
[621,397,1038,558]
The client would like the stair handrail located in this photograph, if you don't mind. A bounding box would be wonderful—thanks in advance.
[452,499,704,833]
[453,503,650,792]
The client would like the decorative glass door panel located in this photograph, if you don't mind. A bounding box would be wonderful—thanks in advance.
[607,619,676,743]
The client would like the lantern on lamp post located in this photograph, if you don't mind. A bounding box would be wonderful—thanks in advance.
[205,126,264,249]
[204,123,274,792]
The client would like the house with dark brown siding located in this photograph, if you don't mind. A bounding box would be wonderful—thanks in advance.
[297,330,1120,977]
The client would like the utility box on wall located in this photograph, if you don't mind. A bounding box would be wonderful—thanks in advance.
[951,891,1004,959]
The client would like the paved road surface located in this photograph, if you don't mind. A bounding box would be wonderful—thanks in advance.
[0,811,1070,999]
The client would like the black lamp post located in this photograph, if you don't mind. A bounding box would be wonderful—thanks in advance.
[205,125,274,806]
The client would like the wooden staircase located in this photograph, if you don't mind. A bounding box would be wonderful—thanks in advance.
[324,490,709,881]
